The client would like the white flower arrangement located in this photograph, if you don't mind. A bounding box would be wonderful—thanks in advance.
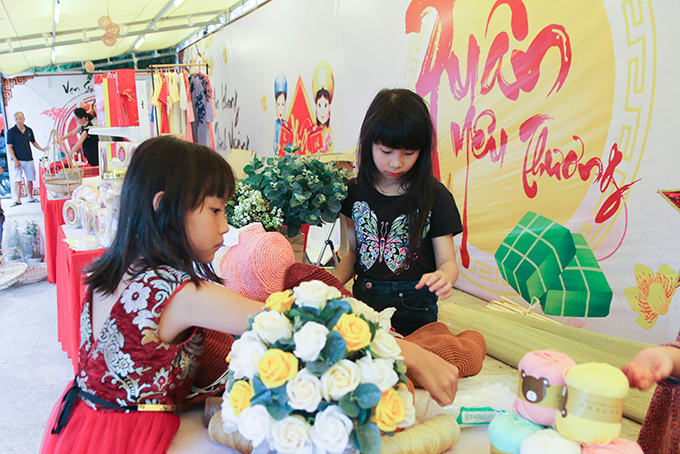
[226,180,285,232]
[221,280,414,454]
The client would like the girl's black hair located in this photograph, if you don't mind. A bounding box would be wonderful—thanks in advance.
[315,88,331,127]
[73,107,93,122]
[85,136,235,295]
[356,88,438,269]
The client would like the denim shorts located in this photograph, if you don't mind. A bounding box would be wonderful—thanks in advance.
[352,276,438,336]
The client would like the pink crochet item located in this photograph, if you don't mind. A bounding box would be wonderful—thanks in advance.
[219,223,295,301]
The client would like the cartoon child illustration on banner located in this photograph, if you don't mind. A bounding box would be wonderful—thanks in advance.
[273,73,288,153]
[311,60,334,153]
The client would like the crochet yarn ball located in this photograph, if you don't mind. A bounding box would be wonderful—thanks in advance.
[220,223,295,302]
[581,438,644,453]
[514,349,576,426]
[519,429,581,454]
[554,363,629,446]
[488,412,542,454]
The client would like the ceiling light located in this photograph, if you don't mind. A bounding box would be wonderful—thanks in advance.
[50,47,56,64]
[173,0,185,7]
[134,34,148,50]
[54,0,60,24]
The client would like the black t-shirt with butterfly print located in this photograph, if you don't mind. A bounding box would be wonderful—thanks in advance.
[340,178,463,281]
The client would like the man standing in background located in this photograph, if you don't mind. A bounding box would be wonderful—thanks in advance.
[6,112,44,207]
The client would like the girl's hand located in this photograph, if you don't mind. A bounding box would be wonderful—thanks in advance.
[398,338,458,406]
[415,270,453,300]
[622,346,675,390]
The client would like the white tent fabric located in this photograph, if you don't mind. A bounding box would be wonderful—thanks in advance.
[0,0,243,76]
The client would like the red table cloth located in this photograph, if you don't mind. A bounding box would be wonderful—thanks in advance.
[55,227,105,372]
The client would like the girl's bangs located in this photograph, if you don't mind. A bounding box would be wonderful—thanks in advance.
[187,151,234,210]
[371,107,430,152]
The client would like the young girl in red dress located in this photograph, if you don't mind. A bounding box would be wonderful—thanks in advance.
[40,136,461,453]
[40,136,266,453]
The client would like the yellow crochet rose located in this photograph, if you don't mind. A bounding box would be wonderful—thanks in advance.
[372,388,405,432]
[265,290,295,313]
[229,380,254,416]
[258,349,299,388]
[333,313,371,352]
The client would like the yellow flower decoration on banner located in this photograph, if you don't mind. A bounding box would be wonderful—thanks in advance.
[334,313,371,352]
[229,380,254,416]
[372,388,405,432]
[625,264,678,329]
[258,349,299,388]
[265,290,294,312]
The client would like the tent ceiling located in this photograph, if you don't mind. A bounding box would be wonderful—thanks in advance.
[0,0,242,76]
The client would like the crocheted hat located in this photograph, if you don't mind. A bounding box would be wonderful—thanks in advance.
[219,223,295,301]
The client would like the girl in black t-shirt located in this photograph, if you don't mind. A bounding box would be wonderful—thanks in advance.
[61,107,99,166]
[334,89,463,336]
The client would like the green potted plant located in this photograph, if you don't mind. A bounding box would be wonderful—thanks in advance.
[237,147,351,237]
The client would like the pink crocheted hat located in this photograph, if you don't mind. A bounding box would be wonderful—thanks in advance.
[219,223,295,302]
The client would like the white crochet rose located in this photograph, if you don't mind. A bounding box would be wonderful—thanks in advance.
[396,386,416,429]
[293,280,341,311]
[227,331,267,380]
[271,414,312,454]
[310,405,353,454]
[286,368,323,413]
[320,359,361,401]
[237,405,275,448]
[369,329,403,361]
[293,321,329,362]
[252,310,293,345]
[356,353,399,392]
[220,390,240,433]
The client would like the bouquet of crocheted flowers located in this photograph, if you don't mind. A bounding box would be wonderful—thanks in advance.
[220,280,415,454]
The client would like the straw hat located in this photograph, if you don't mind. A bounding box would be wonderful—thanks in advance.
[219,223,295,301]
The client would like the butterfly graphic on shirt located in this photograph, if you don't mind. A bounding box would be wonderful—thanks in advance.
[352,201,432,273]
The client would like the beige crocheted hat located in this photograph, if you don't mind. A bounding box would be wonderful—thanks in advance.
[219,223,295,301]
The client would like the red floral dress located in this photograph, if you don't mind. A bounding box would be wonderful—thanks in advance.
[41,266,206,454]
[638,330,680,454]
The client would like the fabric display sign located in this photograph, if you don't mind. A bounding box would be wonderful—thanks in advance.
[93,69,139,128]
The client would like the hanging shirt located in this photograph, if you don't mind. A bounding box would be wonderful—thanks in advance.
[189,73,214,146]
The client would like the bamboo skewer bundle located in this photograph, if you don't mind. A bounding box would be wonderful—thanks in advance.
[485,296,562,325]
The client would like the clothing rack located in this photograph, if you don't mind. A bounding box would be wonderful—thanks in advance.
[148,63,210,138]
[149,62,209,74]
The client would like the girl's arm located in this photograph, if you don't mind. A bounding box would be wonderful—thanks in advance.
[157,280,264,344]
[415,233,458,299]
[333,214,357,285]
[622,345,680,390]
[397,337,459,405]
